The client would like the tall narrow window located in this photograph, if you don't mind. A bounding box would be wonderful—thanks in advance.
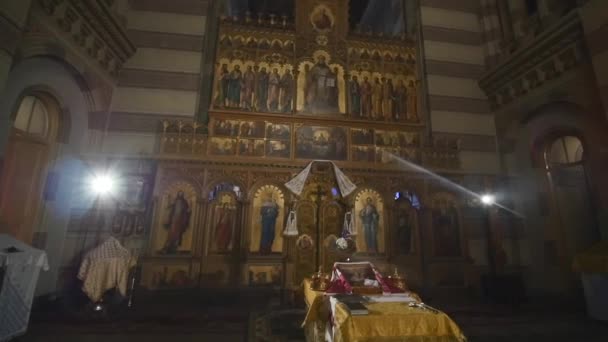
[543,135,598,263]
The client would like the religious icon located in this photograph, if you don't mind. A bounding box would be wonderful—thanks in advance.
[266,123,291,140]
[351,128,374,145]
[360,76,372,118]
[213,119,239,136]
[239,121,264,138]
[302,55,341,114]
[381,77,394,121]
[266,140,290,158]
[209,137,237,155]
[348,75,361,117]
[239,139,265,157]
[240,65,256,110]
[432,197,461,257]
[359,197,380,253]
[407,80,418,121]
[394,80,408,121]
[161,191,191,254]
[248,265,282,286]
[371,77,383,119]
[268,68,281,111]
[295,125,347,160]
[310,5,334,32]
[214,63,230,108]
[395,200,416,255]
[214,202,235,252]
[296,234,314,250]
[227,65,242,107]
[256,66,269,111]
[259,195,280,254]
[352,146,375,162]
[279,69,295,112]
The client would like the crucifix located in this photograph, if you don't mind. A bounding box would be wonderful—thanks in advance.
[311,184,327,272]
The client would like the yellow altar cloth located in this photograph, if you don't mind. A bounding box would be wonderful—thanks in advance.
[573,241,608,273]
[302,279,466,342]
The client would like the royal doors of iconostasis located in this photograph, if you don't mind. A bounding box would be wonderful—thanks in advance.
[293,178,348,285]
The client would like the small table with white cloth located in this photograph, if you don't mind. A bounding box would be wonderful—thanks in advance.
[77,237,136,303]
[0,234,49,342]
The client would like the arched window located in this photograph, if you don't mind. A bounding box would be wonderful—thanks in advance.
[13,95,49,137]
[545,135,584,167]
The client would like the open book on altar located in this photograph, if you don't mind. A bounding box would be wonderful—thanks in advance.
[325,261,405,295]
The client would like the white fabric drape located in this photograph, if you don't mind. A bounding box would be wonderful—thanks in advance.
[283,210,298,236]
[0,234,49,342]
[342,211,356,236]
[331,162,357,197]
[285,161,356,197]
[285,162,313,195]
[77,237,135,302]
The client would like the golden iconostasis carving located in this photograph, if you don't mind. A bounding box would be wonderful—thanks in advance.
[212,0,419,123]
[139,162,484,289]
[207,115,423,165]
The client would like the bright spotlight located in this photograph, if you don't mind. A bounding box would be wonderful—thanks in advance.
[480,194,495,206]
[89,173,115,196]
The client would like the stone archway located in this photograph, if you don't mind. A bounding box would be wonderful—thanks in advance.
[506,101,607,293]
[0,57,91,295]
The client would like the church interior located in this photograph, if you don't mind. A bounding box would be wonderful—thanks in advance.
[1,0,608,341]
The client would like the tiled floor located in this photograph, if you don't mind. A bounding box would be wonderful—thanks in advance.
[15,292,608,342]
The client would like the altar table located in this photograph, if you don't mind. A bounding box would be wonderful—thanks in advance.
[0,235,49,342]
[302,279,466,342]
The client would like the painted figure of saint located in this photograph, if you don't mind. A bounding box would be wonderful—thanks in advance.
[407,80,418,121]
[256,67,269,111]
[268,68,281,111]
[327,67,339,110]
[280,69,294,112]
[305,56,339,113]
[359,197,379,253]
[397,209,413,254]
[241,66,256,110]
[371,77,383,119]
[349,75,361,117]
[303,64,313,110]
[161,191,191,254]
[382,78,394,121]
[312,8,332,31]
[215,64,229,107]
[260,197,280,254]
[227,65,242,107]
[360,76,372,118]
[215,203,233,252]
[394,80,408,121]
[432,201,461,256]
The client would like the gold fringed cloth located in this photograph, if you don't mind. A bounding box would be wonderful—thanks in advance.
[302,279,466,342]
[332,301,466,342]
